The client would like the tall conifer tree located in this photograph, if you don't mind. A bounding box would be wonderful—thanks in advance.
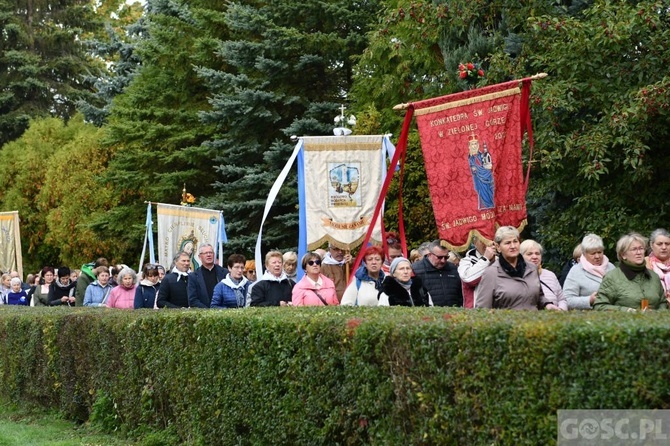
[197,0,380,254]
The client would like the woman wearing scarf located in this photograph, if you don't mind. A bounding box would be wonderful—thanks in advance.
[340,246,386,306]
[378,257,431,307]
[134,263,161,309]
[475,226,557,310]
[249,251,294,307]
[291,252,339,306]
[520,240,568,310]
[211,254,250,308]
[48,267,77,306]
[563,233,615,309]
[594,233,667,312]
[646,228,670,302]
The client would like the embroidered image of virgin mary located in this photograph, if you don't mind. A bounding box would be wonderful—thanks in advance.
[467,134,495,210]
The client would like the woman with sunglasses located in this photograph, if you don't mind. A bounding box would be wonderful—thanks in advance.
[292,252,339,306]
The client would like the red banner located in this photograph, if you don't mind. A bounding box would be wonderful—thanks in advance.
[414,81,530,249]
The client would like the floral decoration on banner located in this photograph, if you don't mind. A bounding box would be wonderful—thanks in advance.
[457,62,485,89]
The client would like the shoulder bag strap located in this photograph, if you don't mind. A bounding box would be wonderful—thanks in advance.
[313,290,328,306]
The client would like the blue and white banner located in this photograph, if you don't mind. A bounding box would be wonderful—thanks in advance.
[298,135,391,252]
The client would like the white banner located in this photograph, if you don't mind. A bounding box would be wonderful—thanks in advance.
[0,211,22,278]
[157,204,221,270]
[303,135,385,250]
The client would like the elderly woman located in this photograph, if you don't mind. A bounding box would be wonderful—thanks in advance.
[594,233,667,312]
[475,226,557,310]
[282,251,298,282]
[563,233,615,309]
[83,266,113,307]
[646,228,670,300]
[520,240,568,310]
[378,257,431,306]
[291,252,339,306]
[340,246,386,306]
[107,267,137,309]
[250,251,294,306]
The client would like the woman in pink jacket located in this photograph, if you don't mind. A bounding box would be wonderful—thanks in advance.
[292,252,339,306]
[107,267,137,309]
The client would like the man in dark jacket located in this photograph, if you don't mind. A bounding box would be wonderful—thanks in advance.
[157,252,191,308]
[187,244,228,308]
[412,240,463,307]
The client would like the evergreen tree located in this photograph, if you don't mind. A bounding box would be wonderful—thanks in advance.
[0,0,109,147]
[197,0,380,255]
[100,0,230,258]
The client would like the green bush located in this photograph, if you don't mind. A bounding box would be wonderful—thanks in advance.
[0,306,669,445]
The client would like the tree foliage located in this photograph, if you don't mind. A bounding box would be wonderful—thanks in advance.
[0,0,113,147]
[520,0,670,262]
[198,0,381,255]
[0,115,120,272]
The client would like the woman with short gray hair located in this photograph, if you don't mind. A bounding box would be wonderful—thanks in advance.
[594,233,666,312]
[563,233,614,309]
[475,226,558,310]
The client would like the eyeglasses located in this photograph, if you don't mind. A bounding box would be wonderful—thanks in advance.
[145,264,157,271]
[307,260,322,266]
[386,237,399,245]
[431,252,449,260]
[628,246,645,253]
[200,251,215,256]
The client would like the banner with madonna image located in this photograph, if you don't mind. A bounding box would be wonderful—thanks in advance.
[413,79,534,250]
[156,204,223,271]
[0,211,23,278]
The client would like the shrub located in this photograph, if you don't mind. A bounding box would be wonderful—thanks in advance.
[0,306,669,444]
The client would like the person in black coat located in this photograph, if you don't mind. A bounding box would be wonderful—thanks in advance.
[379,257,431,307]
[48,267,77,306]
[157,252,191,308]
[187,244,228,308]
[250,251,294,307]
[411,240,462,306]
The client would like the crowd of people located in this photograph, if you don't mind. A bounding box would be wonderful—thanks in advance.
[2,228,669,312]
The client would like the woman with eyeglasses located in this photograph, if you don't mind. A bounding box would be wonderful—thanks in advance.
[292,252,339,306]
[594,233,667,312]
[212,254,250,308]
[134,263,161,309]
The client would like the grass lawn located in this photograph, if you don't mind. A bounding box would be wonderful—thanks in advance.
[0,402,135,446]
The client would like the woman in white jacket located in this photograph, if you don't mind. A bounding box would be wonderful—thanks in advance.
[340,246,385,306]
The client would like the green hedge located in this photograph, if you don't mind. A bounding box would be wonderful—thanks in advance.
[0,307,669,445]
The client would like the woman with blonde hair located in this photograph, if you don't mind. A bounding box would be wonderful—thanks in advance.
[476,226,557,310]
[563,233,614,309]
[594,233,666,312]
[520,240,567,310]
